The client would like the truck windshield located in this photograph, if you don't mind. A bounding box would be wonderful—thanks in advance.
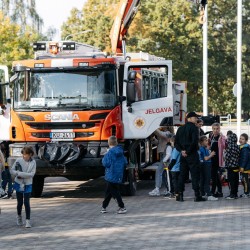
[13,69,117,110]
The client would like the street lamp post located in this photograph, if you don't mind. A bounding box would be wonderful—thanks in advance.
[64,29,93,41]
[236,0,242,138]
[203,4,208,117]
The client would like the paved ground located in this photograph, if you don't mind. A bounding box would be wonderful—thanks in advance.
[0,177,250,250]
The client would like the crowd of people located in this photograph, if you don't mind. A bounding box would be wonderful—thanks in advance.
[148,111,250,202]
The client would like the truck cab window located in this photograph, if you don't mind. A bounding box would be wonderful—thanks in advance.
[130,67,168,102]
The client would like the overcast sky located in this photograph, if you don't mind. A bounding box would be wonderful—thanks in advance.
[36,0,86,40]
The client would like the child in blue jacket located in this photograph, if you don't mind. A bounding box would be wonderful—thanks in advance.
[199,136,217,201]
[101,136,128,214]
[239,133,250,198]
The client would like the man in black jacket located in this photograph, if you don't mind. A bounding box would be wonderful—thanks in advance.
[175,112,206,202]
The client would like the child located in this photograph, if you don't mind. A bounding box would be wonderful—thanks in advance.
[101,136,128,214]
[199,136,218,201]
[11,146,36,228]
[1,142,13,199]
[168,146,181,201]
[1,165,13,199]
[239,133,250,198]
[163,135,175,198]
[224,133,240,199]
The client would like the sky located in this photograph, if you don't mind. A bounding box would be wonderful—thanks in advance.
[36,0,86,40]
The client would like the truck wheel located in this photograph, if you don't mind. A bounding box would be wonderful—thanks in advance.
[32,176,45,198]
[122,167,137,196]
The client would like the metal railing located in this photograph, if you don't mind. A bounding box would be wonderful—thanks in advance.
[220,114,231,126]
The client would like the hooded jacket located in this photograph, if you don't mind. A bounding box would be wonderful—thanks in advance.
[225,133,240,170]
[102,145,128,184]
[239,144,250,172]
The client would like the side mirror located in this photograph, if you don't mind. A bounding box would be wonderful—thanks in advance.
[126,71,136,106]
[128,71,136,80]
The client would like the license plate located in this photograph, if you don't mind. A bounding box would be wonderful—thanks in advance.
[50,132,75,139]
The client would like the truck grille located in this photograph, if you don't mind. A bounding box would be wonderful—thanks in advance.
[25,122,99,130]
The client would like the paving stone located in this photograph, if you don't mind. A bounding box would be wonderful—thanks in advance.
[0,178,250,250]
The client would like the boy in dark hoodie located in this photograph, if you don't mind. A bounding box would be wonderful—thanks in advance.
[101,136,128,214]
[239,133,250,198]
[225,133,240,200]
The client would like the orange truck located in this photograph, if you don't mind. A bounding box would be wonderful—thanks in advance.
[0,0,187,197]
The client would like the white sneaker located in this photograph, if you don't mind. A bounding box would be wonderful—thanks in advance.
[117,207,127,214]
[149,188,160,196]
[240,193,249,198]
[207,196,218,201]
[0,193,8,199]
[25,219,31,228]
[100,207,107,214]
[17,215,23,226]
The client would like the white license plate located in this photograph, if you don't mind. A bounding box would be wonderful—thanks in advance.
[50,132,75,139]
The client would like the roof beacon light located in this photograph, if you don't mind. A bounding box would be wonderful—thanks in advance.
[49,42,59,55]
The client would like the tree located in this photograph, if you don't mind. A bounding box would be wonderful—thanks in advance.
[61,0,120,51]
[61,0,250,116]
[0,0,43,33]
[0,11,40,69]
[127,0,203,110]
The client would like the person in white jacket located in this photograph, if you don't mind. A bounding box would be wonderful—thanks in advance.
[11,146,36,228]
[149,129,173,196]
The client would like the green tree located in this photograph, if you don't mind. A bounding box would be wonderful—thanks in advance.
[127,0,203,111]
[241,0,250,119]
[0,0,43,33]
[0,11,40,68]
[61,0,250,116]
[61,0,119,51]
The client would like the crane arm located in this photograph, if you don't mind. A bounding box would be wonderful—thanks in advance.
[110,0,141,54]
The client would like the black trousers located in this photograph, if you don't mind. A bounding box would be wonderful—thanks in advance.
[178,152,201,197]
[227,169,239,197]
[171,171,180,194]
[16,192,31,220]
[102,181,124,209]
[241,173,250,194]
[211,164,222,194]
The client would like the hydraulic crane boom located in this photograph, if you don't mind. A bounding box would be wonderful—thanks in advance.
[110,0,140,54]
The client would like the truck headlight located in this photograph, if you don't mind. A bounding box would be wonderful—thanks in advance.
[89,149,97,156]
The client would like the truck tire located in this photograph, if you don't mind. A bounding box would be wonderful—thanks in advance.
[127,168,137,196]
[122,167,137,196]
[32,175,45,198]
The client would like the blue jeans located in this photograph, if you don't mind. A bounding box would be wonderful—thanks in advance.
[2,168,13,196]
[155,153,165,189]
[200,163,212,196]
